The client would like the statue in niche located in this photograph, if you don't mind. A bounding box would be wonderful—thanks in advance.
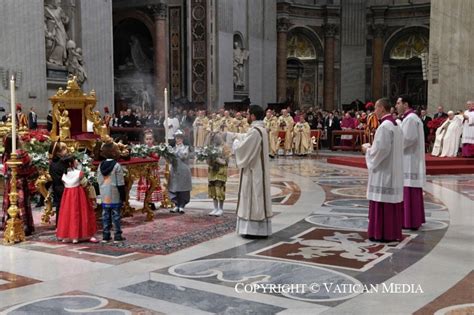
[130,35,153,72]
[138,87,151,111]
[66,40,87,85]
[233,41,249,89]
[44,0,70,66]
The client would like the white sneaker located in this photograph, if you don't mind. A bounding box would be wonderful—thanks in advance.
[170,207,179,213]
[178,208,185,214]
[213,209,223,216]
[209,209,218,216]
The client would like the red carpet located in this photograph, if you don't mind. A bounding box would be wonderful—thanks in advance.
[24,209,237,255]
[327,154,474,175]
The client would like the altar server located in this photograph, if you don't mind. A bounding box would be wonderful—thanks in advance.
[362,98,404,242]
[396,95,426,230]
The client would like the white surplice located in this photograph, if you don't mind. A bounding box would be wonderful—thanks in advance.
[400,113,426,188]
[431,115,463,157]
[233,120,272,236]
[365,118,404,203]
[462,110,474,145]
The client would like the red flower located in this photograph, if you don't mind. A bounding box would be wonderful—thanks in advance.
[427,117,447,130]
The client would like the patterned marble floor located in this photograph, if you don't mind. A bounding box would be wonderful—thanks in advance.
[0,157,472,315]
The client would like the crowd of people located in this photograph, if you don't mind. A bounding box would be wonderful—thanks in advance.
[2,96,472,244]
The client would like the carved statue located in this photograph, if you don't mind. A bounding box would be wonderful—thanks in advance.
[44,0,69,66]
[233,41,249,89]
[66,40,87,85]
[58,109,71,140]
[139,88,151,111]
[92,110,108,139]
[130,35,153,72]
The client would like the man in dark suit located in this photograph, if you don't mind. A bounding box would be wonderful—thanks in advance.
[420,109,432,151]
[433,105,448,119]
[28,106,38,130]
[47,110,53,131]
[324,111,341,149]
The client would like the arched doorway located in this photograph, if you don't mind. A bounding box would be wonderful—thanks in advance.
[286,29,322,110]
[113,17,155,113]
[384,28,429,107]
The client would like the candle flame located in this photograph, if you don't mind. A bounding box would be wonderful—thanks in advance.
[11,74,15,81]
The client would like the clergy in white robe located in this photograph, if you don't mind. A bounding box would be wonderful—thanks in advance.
[193,110,209,148]
[233,105,272,237]
[461,101,474,157]
[431,111,463,157]
[363,98,404,242]
[396,95,426,230]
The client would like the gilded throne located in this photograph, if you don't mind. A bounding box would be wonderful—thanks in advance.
[49,76,108,151]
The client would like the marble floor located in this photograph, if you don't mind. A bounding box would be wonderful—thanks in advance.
[0,155,473,314]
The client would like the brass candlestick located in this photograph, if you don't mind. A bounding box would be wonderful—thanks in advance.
[160,160,174,208]
[36,171,54,224]
[3,153,25,244]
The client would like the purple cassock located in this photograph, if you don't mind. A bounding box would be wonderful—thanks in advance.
[365,114,404,241]
[400,110,427,230]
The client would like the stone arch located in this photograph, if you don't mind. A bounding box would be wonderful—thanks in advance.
[383,26,429,62]
[287,26,324,60]
[286,27,323,109]
[114,11,155,42]
[383,26,430,107]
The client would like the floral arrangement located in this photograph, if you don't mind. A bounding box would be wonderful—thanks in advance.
[73,150,97,185]
[21,129,51,171]
[196,145,221,162]
[130,144,153,158]
[153,143,177,166]
[129,143,176,165]
[427,117,447,131]
[30,152,50,171]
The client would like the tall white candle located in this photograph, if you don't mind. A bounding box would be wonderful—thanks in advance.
[164,88,169,145]
[10,75,16,154]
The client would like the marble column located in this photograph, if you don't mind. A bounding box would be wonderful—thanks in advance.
[152,3,168,111]
[277,18,290,103]
[372,24,385,101]
[323,24,337,111]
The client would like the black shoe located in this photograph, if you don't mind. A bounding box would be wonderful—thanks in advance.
[269,155,275,159]
[113,236,126,243]
[149,203,156,210]
[241,234,269,239]
[101,237,111,243]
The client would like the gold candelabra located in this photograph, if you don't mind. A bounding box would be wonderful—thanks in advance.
[160,161,174,208]
[3,153,25,244]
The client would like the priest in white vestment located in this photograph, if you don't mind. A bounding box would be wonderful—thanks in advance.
[461,100,474,157]
[431,111,463,157]
[396,95,426,230]
[363,98,404,242]
[232,105,272,237]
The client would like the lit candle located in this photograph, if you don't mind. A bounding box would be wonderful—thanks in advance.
[10,75,16,154]
[164,88,169,145]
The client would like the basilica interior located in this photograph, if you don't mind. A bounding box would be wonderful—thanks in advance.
[0,0,473,314]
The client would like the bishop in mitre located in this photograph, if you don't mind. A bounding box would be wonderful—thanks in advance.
[231,105,272,237]
[431,111,463,157]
